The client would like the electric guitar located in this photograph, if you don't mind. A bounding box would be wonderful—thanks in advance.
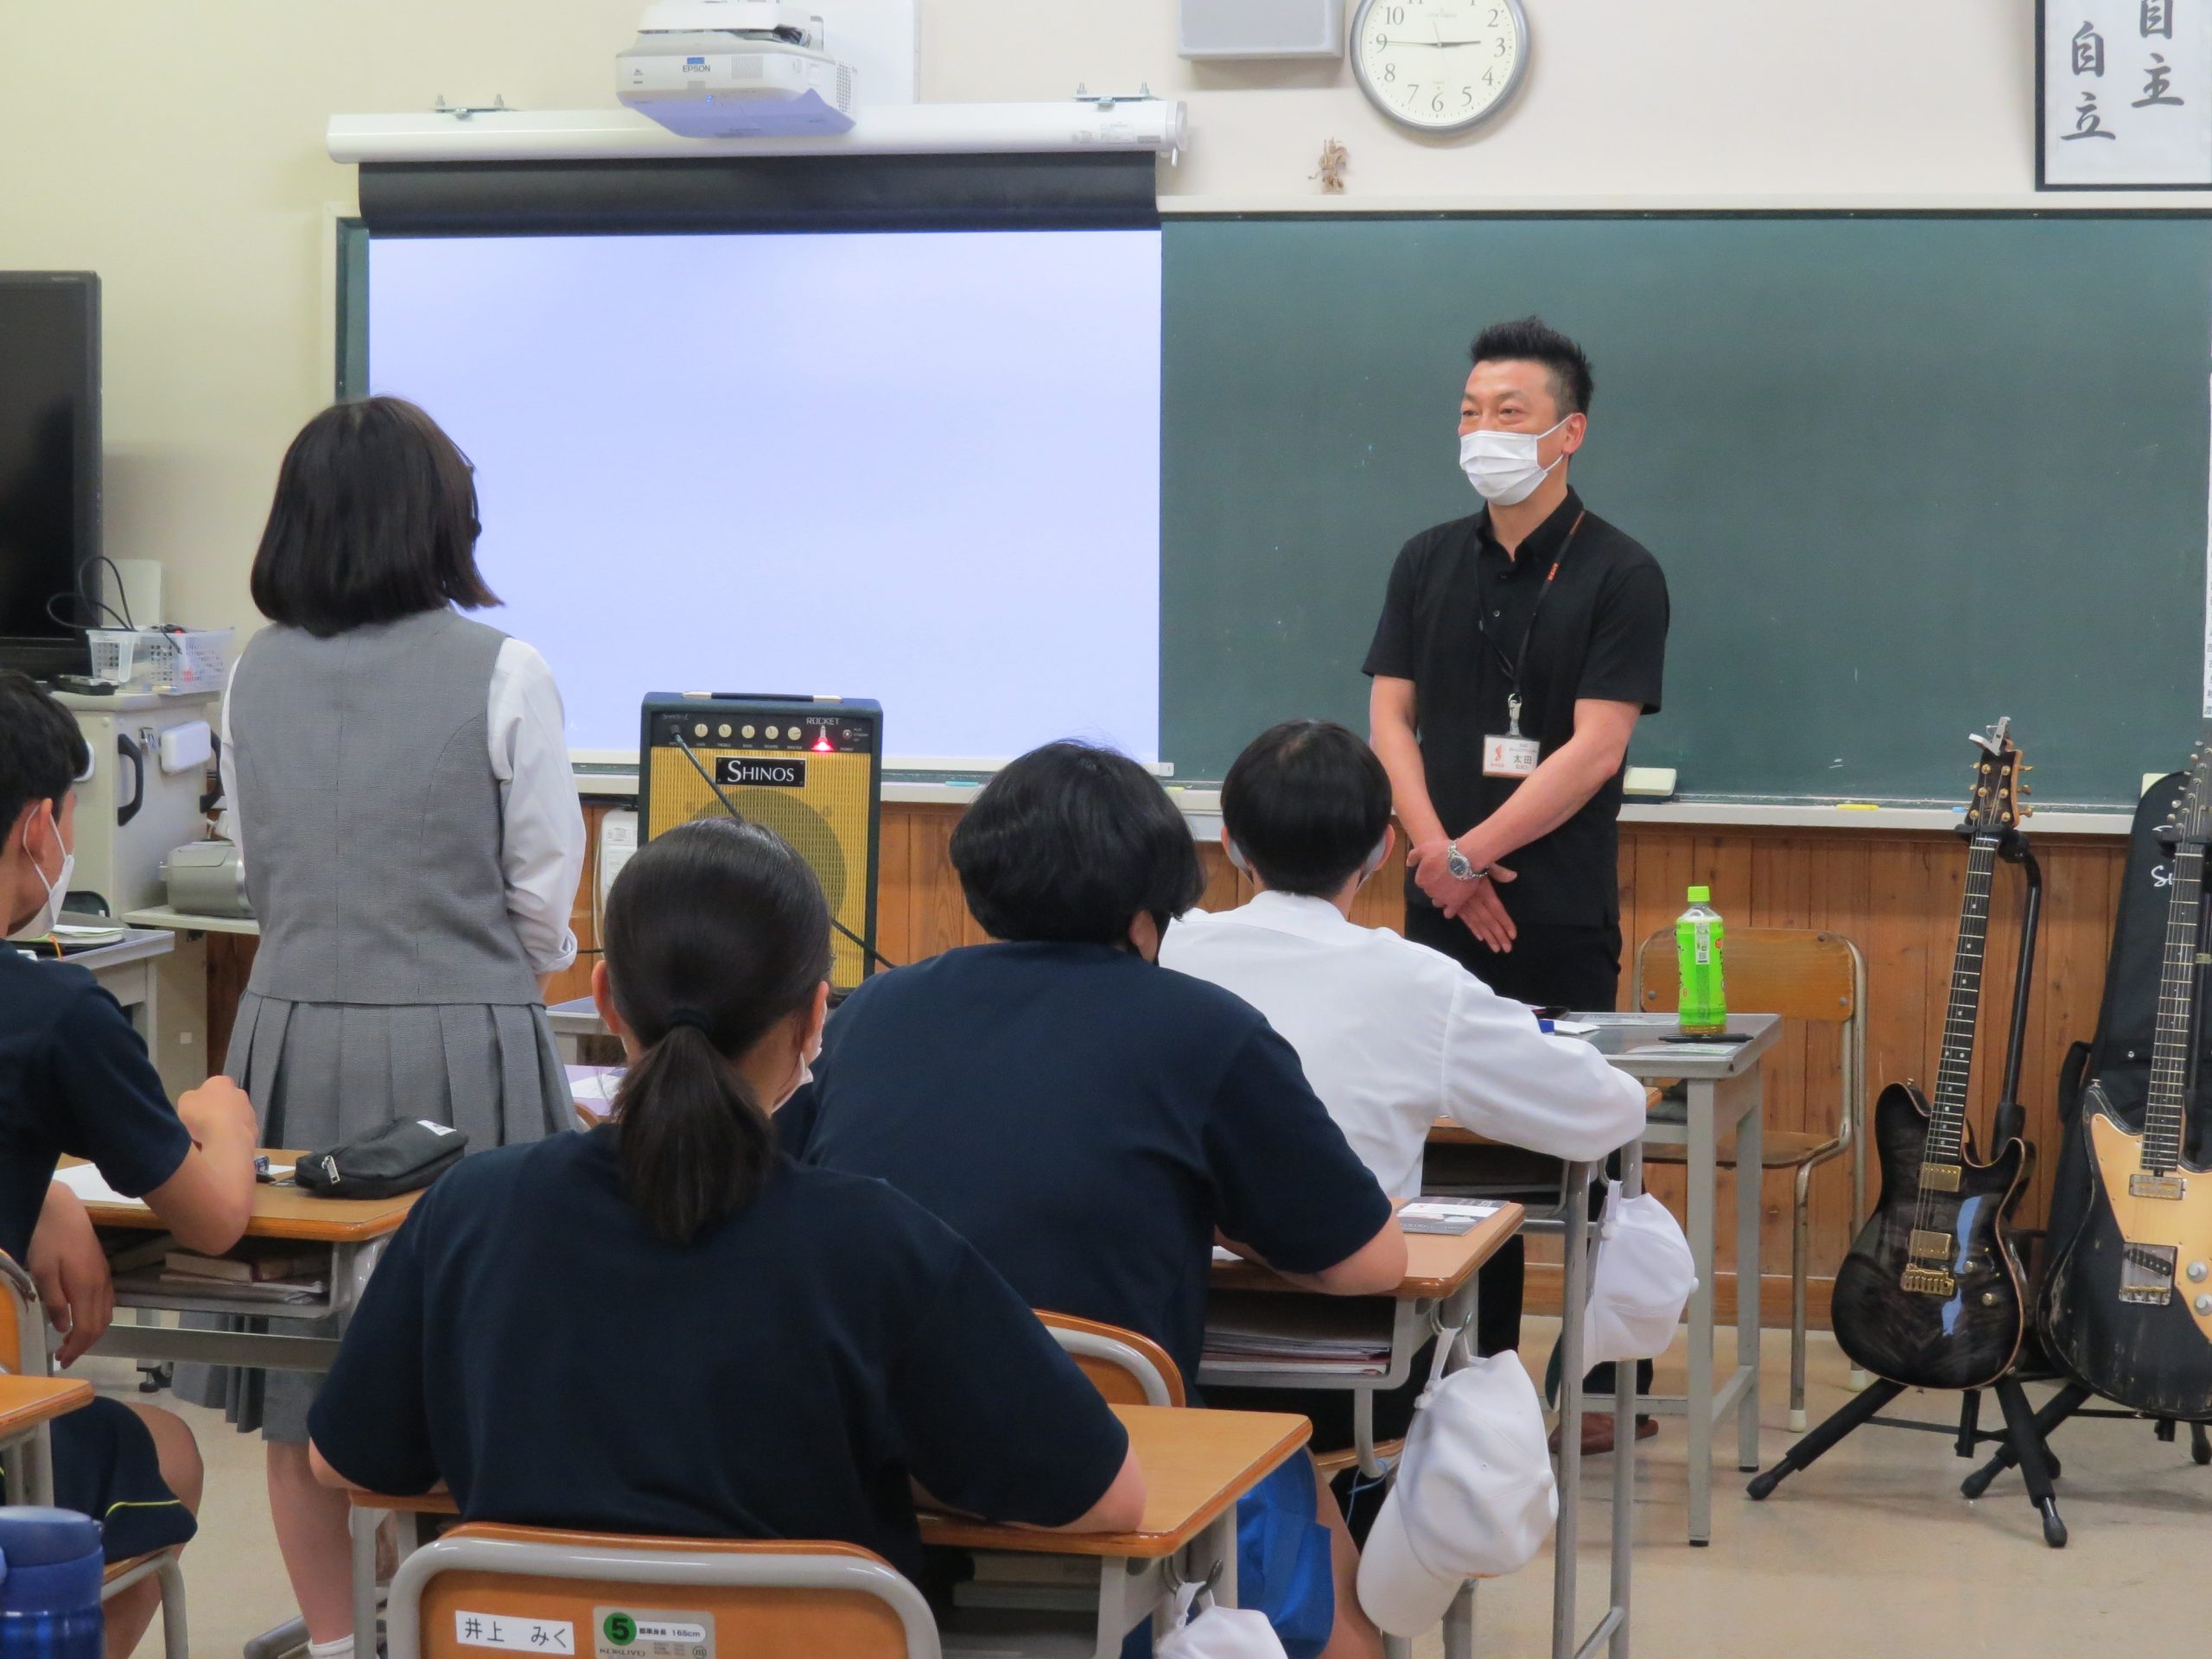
[1831,720,2033,1391]
[2044,729,2212,1421]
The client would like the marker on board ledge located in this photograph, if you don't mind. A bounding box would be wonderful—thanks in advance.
[1835,802,1880,811]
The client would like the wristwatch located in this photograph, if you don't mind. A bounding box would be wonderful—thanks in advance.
[1445,842,1488,882]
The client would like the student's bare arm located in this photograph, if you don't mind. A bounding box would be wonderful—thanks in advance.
[143,1078,258,1255]
[1274,1214,1408,1297]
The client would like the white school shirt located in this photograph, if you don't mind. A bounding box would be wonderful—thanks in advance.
[1160,890,1648,1198]
[219,634,587,976]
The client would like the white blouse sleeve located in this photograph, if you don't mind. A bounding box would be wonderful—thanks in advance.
[217,669,243,849]
[1437,969,1650,1163]
[486,639,586,976]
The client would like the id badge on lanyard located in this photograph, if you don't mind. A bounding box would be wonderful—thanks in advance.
[1481,511,1584,781]
[1484,695,1541,778]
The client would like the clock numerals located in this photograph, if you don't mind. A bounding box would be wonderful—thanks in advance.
[1352,0,1527,133]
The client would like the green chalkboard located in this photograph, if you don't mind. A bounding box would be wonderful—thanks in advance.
[1160,214,2212,804]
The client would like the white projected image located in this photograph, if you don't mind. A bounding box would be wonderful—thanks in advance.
[367,230,1162,761]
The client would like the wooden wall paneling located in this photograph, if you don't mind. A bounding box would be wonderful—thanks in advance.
[908,807,971,959]
[874,805,916,969]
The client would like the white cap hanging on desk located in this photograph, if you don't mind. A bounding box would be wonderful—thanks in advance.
[1357,1351,1555,1637]
[1581,1183,1696,1367]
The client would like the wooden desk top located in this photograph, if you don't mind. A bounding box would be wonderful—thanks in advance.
[0,1374,93,1438]
[65,1152,424,1243]
[1209,1204,1523,1300]
[1427,1088,1666,1148]
[919,1404,1309,1560]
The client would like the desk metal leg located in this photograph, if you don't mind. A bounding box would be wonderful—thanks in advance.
[1444,1582,1476,1659]
[1685,1082,1718,1546]
[1733,1075,1764,1475]
[1552,1160,1592,1659]
[1611,1144,1641,1659]
[350,1505,381,1654]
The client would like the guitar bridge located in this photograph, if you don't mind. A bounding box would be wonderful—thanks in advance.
[2129,1173,2186,1200]
[1909,1229,1953,1258]
[1920,1163,1962,1194]
[1901,1265,1955,1297]
[2120,1243,2178,1306]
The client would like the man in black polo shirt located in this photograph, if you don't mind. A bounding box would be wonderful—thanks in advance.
[1365,317,1668,1451]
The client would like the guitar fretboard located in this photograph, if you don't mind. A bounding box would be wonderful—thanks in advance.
[2144,844,2204,1176]
[1926,833,2001,1167]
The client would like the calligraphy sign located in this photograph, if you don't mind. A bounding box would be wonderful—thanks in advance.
[2040,1,2212,185]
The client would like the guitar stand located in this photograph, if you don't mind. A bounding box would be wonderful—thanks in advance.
[1749,840,2066,1541]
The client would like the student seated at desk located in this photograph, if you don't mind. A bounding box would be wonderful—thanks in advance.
[0,673,261,1659]
[307,818,1142,1588]
[1160,720,1648,1469]
[779,741,1403,1659]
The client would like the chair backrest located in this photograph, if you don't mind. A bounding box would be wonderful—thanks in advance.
[0,1253,44,1375]
[1635,926,1858,1025]
[1038,1310,1185,1408]
[387,1525,939,1659]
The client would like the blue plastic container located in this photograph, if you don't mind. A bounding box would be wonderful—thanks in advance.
[0,1509,103,1657]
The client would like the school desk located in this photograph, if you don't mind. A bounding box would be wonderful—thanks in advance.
[1203,1205,1527,1659]
[0,1374,92,1509]
[347,1403,1309,1659]
[69,1151,423,1374]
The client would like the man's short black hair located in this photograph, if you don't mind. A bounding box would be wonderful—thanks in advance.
[250,396,499,639]
[951,741,1204,947]
[1470,315,1594,418]
[0,671,90,842]
[1221,721,1392,899]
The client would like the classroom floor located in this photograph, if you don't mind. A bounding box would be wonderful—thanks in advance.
[84,1322,2209,1659]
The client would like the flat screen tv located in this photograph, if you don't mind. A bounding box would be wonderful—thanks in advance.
[0,272,99,677]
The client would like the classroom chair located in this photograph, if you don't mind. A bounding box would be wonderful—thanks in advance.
[0,1254,191,1659]
[1633,926,1867,1432]
[385,1523,940,1659]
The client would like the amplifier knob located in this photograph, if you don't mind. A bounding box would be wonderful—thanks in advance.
[718,723,732,739]
[742,725,755,739]
[2188,1262,2209,1282]
[692,722,708,739]
[766,726,780,740]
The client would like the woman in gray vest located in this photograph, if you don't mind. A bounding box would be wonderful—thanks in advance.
[207,396,585,1656]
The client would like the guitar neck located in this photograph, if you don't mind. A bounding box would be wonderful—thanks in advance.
[1926,834,2002,1166]
[2145,844,2206,1176]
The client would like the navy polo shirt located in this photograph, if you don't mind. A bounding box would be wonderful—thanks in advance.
[779,942,1393,1388]
[0,953,193,1264]
[308,1128,1128,1580]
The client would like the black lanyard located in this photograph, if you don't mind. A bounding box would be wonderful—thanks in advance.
[1476,510,1586,698]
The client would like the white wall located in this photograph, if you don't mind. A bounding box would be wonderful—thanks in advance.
[0,1,2172,637]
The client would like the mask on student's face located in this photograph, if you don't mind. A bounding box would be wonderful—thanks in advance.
[1459,416,1571,505]
[9,805,74,943]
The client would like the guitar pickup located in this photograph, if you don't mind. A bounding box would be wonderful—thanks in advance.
[2120,1243,2177,1306]
[1901,1265,1955,1296]
[1919,1164,1961,1194]
[2129,1173,2186,1200]
[1909,1229,1954,1258]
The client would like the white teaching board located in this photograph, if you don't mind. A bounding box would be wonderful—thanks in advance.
[367,229,1162,763]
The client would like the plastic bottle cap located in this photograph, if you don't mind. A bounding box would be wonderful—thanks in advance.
[1687,886,1711,904]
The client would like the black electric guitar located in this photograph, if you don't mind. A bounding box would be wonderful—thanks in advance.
[2043,731,2212,1421]
[1831,720,2033,1390]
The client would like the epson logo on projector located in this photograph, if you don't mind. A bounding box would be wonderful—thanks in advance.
[715,758,807,788]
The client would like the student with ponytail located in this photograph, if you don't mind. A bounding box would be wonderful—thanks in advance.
[305,817,1144,1574]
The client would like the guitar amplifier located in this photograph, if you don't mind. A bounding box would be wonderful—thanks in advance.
[638,694,883,991]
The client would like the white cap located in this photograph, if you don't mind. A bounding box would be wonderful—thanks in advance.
[1582,1187,1697,1367]
[1357,1352,1556,1637]
[1154,1582,1288,1659]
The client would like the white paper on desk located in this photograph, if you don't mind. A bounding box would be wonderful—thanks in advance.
[1548,1020,1598,1036]
[566,1067,625,1103]
[1575,1012,1679,1027]
[1211,1246,1243,1265]
[54,1163,148,1209]
[1621,1041,1741,1059]
[1402,1201,1500,1222]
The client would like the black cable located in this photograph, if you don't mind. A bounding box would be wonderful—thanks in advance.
[669,730,899,973]
[93,556,136,631]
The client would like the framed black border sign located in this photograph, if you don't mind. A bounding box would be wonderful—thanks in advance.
[2039,1,2212,188]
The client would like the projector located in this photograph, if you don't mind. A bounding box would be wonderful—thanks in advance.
[618,0,857,138]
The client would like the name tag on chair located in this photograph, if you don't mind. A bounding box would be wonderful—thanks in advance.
[1483,734,1541,778]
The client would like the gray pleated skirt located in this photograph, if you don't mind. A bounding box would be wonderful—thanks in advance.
[179,996,569,1441]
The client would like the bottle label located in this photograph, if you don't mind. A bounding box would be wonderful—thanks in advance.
[1693,920,1712,967]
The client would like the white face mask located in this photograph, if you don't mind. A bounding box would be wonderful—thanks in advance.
[10,811,74,942]
[1459,416,1571,505]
